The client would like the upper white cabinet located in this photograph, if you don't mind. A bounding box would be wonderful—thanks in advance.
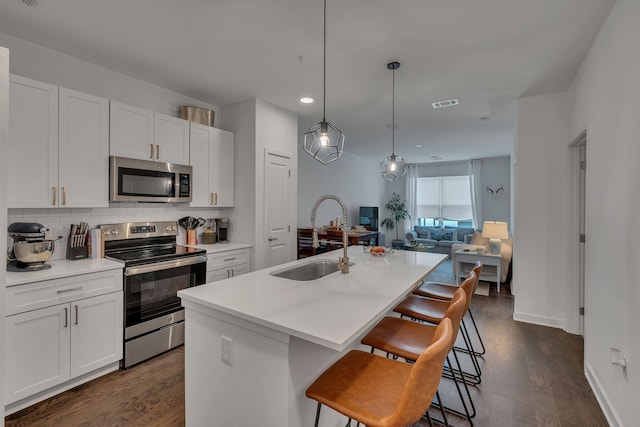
[8,75,109,208]
[110,101,190,165]
[154,112,190,164]
[190,122,234,207]
[109,101,154,160]
[59,87,110,207]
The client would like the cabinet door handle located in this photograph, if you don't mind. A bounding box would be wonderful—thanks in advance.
[57,287,83,294]
[209,193,213,206]
[150,143,154,159]
[62,187,66,205]
[52,187,57,206]
[74,305,79,325]
[268,237,277,241]
[156,144,160,159]
[63,307,68,328]
[214,193,218,206]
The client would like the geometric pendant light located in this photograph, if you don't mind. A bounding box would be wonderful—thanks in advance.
[380,61,407,181]
[303,0,345,164]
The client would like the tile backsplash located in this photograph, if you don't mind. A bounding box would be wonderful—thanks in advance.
[8,204,231,261]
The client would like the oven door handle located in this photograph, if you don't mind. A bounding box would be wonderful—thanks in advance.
[124,255,208,276]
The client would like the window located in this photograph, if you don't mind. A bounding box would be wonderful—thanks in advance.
[416,176,472,227]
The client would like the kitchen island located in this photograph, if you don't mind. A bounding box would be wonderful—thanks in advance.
[178,246,447,427]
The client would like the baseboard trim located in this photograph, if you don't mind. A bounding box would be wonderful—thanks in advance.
[512,311,565,329]
[584,363,622,427]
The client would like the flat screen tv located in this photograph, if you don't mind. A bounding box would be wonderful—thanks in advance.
[359,206,379,231]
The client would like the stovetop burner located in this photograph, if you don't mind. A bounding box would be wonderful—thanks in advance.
[101,221,206,266]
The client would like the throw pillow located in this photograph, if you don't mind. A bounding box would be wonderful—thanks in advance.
[414,226,430,238]
[430,229,455,241]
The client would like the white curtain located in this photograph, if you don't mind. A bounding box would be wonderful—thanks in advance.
[469,159,483,229]
[405,164,418,232]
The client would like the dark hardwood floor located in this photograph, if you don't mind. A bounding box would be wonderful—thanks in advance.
[6,279,607,426]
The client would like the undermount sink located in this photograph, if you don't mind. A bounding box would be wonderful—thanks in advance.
[270,260,340,281]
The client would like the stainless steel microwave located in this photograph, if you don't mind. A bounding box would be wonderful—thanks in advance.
[109,156,192,203]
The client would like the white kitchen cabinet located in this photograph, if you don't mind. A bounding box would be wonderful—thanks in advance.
[4,303,70,404]
[58,87,109,207]
[110,101,190,164]
[154,112,190,164]
[8,75,109,208]
[206,248,250,283]
[8,75,58,208]
[4,269,123,411]
[190,123,234,207]
[109,101,154,161]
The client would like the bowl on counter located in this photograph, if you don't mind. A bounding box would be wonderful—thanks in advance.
[13,240,56,264]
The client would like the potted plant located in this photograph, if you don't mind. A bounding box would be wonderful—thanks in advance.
[380,192,410,248]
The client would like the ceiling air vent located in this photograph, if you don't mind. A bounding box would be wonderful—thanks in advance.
[21,0,42,6]
[432,98,459,109]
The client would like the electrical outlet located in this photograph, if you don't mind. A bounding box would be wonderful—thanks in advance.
[221,335,233,366]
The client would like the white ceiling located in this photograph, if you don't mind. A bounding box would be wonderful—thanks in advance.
[0,0,615,164]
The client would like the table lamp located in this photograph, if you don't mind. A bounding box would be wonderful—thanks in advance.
[481,221,508,254]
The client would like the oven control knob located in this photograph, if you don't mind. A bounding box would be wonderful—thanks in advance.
[172,225,177,231]
[111,230,119,235]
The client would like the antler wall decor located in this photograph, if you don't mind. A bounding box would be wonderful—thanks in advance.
[486,185,504,200]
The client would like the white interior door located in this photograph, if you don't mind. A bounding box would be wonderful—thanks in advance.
[264,150,292,268]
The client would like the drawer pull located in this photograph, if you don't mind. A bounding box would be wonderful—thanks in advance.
[63,307,68,328]
[57,287,83,294]
[223,257,236,262]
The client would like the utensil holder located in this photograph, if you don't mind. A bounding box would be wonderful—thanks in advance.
[187,230,197,245]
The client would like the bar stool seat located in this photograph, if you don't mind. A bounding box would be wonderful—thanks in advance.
[306,319,453,427]
[414,281,460,299]
[393,295,450,323]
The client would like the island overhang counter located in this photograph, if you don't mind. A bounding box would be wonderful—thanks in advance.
[178,246,447,427]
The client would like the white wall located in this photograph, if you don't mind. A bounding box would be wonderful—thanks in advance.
[514,92,570,329]
[1,45,10,427]
[567,1,640,424]
[298,150,386,233]
[222,98,298,270]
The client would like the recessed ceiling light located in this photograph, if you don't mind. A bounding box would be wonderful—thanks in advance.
[300,97,314,104]
[416,144,423,148]
[432,98,459,109]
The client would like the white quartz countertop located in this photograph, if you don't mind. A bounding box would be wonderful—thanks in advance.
[188,242,252,254]
[6,258,124,287]
[178,246,447,351]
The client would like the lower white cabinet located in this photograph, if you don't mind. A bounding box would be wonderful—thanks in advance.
[4,269,123,411]
[206,248,251,283]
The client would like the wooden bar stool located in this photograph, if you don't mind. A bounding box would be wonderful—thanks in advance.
[305,319,453,427]
[414,261,486,357]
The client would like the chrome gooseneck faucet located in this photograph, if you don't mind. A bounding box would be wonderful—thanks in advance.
[310,194,349,274]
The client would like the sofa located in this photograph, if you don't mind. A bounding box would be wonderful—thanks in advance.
[405,225,475,255]
[451,230,513,283]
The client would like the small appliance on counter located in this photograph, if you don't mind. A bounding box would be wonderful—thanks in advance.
[215,218,230,242]
[200,219,217,244]
[7,222,58,272]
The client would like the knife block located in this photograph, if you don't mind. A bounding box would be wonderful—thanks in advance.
[66,229,89,260]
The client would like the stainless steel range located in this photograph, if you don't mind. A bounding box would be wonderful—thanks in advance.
[101,221,207,368]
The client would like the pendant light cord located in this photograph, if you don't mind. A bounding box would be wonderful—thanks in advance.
[392,65,395,155]
[323,0,327,122]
